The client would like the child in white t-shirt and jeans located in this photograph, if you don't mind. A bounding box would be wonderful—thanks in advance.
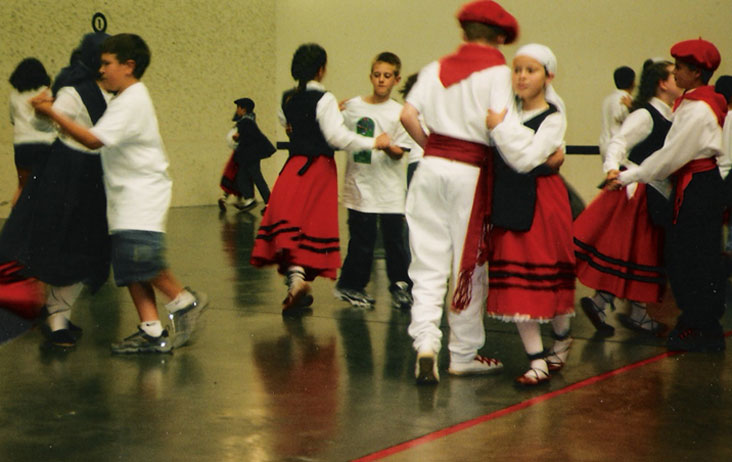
[32,33,208,354]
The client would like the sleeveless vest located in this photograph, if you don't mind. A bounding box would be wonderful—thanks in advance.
[491,104,558,231]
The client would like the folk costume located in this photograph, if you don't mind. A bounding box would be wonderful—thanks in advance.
[574,97,673,306]
[486,44,575,323]
[618,39,729,351]
[0,33,112,329]
[405,0,517,370]
[250,81,374,281]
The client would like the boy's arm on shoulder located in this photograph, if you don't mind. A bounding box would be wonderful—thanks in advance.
[31,97,103,150]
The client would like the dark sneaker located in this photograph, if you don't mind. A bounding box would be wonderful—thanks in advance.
[39,306,83,347]
[46,329,77,348]
[333,286,374,308]
[390,281,413,310]
[415,351,439,385]
[168,289,209,348]
[234,198,256,212]
[111,329,173,354]
[667,327,726,353]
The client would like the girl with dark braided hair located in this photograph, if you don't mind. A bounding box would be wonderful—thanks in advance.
[250,43,391,313]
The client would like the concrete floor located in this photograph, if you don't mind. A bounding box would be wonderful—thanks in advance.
[0,205,730,462]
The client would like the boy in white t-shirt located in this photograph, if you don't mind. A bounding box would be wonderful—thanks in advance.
[333,52,414,310]
[32,33,208,354]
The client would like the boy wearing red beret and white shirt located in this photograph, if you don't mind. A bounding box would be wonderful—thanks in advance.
[613,38,729,352]
[400,0,519,384]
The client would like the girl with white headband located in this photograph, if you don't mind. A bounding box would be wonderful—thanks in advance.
[485,43,575,386]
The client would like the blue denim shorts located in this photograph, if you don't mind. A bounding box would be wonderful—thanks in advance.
[110,230,168,286]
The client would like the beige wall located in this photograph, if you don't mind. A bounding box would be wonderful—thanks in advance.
[2,0,732,218]
[1,0,277,217]
[275,0,732,205]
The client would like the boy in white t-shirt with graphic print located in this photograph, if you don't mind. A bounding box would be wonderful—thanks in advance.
[333,51,414,310]
[32,33,208,354]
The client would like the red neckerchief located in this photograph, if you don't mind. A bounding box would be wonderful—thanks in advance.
[439,43,505,87]
[672,86,727,127]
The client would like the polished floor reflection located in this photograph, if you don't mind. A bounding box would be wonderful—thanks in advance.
[1,205,731,461]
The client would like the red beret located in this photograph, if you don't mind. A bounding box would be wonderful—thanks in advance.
[671,38,721,71]
[457,0,519,44]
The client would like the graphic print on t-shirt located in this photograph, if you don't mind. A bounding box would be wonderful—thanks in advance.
[353,117,375,164]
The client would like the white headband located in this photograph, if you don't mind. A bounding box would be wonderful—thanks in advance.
[514,43,565,114]
[515,43,557,75]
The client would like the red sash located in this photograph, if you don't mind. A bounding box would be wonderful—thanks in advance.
[672,158,717,223]
[424,134,493,312]
[439,43,505,88]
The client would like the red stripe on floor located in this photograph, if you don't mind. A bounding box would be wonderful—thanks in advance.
[354,349,684,462]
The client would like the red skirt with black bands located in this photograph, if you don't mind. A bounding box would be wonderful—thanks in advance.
[487,175,576,321]
[573,184,665,303]
[250,156,340,280]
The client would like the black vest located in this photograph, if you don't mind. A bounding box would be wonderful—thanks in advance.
[627,103,672,166]
[491,104,558,231]
[282,89,335,159]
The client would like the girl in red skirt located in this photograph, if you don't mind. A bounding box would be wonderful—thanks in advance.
[574,59,682,335]
[250,43,390,312]
[486,44,574,386]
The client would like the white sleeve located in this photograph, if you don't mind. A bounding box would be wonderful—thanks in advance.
[315,92,373,152]
[619,102,716,184]
[603,108,653,172]
[89,97,132,147]
[491,111,566,173]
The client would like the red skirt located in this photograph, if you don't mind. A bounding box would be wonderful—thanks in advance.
[0,261,44,319]
[250,156,340,280]
[487,175,576,321]
[220,152,242,196]
[573,184,665,303]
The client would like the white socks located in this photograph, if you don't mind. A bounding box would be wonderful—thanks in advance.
[140,321,163,337]
[165,289,195,313]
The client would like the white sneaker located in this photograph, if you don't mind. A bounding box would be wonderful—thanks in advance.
[448,355,503,376]
[415,350,439,384]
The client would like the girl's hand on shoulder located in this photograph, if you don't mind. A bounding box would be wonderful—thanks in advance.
[374,133,391,150]
[486,108,507,130]
[30,91,54,116]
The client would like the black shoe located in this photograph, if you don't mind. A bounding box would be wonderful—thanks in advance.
[46,329,77,348]
[667,326,726,353]
[580,297,615,334]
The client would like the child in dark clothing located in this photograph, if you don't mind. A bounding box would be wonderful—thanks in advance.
[219,97,275,213]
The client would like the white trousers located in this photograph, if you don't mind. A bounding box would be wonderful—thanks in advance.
[406,156,486,364]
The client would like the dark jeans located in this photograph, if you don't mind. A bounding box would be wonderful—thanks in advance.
[236,159,270,203]
[338,209,411,291]
[665,169,726,330]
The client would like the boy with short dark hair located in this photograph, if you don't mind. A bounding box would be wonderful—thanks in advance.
[32,33,208,354]
[219,97,275,213]
[615,38,729,352]
[400,0,518,384]
[599,65,636,159]
[334,51,413,310]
